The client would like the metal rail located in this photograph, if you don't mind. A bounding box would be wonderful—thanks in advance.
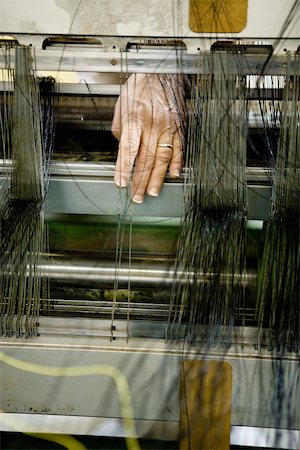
[40,258,257,286]
[46,162,272,219]
[0,46,299,75]
[0,160,273,218]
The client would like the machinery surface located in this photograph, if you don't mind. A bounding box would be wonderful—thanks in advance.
[0,1,300,448]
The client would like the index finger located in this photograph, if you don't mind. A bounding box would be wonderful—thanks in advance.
[114,123,142,188]
[111,96,121,141]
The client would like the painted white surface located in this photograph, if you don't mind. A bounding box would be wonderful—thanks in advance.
[0,0,71,34]
[0,0,299,39]
[0,323,299,433]
[0,415,299,448]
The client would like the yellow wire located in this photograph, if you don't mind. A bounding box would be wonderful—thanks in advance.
[0,350,141,450]
[29,433,87,450]
[0,411,86,450]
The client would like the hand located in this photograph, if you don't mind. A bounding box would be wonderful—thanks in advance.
[112,73,187,203]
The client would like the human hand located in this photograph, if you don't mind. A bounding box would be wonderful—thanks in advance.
[112,73,188,203]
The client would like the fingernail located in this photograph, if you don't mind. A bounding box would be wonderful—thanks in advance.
[148,187,159,197]
[132,195,144,204]
[115,177,127,188]
[174,170,181,178]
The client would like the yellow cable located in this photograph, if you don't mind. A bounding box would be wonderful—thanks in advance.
[0,350,141,450]
[0,411,86,450]
[29,433,87,450]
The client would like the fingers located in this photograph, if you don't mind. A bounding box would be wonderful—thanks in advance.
[146,134,173,198]
[129,129,183,202]
[114,123,142,188]
[111,96,121,140]
[131,133,160,203]
[114,126,183,200]
[112,73,186,202]
[145,131,183,198]
[168,132,184,179]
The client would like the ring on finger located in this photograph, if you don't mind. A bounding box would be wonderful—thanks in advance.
[157,143,173,148]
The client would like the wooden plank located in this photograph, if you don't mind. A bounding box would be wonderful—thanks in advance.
[189,0,248,33]
[180,359,232,450]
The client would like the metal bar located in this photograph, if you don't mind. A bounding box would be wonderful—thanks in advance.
[0,161,273,219]
[0,49,299,75]
[49,161,272,181]
[39,259,256,286]
[46,163,272,219]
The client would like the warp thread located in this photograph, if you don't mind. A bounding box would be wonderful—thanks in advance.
[256,53,300,353]
[0,45,55,337]
[168,52,248,345]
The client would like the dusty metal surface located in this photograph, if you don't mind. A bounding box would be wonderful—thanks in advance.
[1,0,299,54]
[0,330,299,441]
[46,162,272,219]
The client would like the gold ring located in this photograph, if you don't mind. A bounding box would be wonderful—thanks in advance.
[157,143,173,148]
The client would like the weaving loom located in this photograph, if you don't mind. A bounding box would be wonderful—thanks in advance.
[0,1,299,449]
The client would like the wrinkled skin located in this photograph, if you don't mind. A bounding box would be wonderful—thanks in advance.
[112,74,187,203]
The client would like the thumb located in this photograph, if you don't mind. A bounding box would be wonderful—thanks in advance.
[111,97,121,140]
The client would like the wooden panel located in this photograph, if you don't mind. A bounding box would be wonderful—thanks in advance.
[180,359,232,450]
[189,0,248,33]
